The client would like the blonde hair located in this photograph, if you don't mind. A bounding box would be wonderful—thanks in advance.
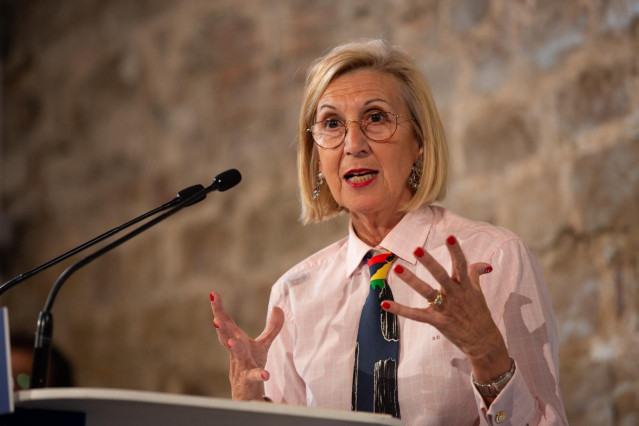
[298,39,448,224]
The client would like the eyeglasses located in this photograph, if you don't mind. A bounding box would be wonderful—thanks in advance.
[307,111,412,149]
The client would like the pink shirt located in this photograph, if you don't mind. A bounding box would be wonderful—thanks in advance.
[264,205,568,425]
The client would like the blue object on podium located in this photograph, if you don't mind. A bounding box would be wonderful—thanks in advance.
[6,388,404,426]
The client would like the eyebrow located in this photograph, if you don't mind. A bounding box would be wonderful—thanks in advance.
[317,98,393,112]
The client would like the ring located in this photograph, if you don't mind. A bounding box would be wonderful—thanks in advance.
[427,290,443,306]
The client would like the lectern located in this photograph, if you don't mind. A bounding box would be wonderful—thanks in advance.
[5,388,404,426]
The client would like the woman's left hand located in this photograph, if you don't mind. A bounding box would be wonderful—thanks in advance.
[384,235,511,385]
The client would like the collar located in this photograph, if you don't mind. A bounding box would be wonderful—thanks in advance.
[345,205,434,278]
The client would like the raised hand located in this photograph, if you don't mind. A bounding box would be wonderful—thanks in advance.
[210,291,284,400]
[382,236,512,387]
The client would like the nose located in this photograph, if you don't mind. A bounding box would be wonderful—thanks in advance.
[343,120,369,155]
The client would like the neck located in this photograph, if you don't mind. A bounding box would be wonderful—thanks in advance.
[351,210,407,247]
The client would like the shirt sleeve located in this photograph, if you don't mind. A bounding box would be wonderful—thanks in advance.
[473,239,568,425]
[263,279,307,405]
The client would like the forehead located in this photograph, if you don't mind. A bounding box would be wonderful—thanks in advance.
[317,70,405,111]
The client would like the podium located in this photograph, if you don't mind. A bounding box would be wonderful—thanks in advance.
[6,388,403,425]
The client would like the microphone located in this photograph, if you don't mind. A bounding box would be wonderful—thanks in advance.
[0,184,206,297]
[209,168,242,192]
[30,169,241,388]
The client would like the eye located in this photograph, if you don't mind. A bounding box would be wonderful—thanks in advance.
[364,111,390,124]
[323,119,343,130]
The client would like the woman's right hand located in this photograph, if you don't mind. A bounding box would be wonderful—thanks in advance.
[209,291,284,401]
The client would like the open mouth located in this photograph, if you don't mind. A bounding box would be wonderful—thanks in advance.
[344,170,378,183]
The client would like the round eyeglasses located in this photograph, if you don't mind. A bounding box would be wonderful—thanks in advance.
[307,111,412,149]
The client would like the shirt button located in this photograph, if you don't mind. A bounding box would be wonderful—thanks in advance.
[495,411,507,423]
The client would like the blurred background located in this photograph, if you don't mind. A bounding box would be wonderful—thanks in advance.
[1,0,638,424]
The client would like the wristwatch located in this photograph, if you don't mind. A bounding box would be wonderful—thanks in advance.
[472,358,516,398]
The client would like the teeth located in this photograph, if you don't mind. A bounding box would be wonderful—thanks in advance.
[347,172,375,183]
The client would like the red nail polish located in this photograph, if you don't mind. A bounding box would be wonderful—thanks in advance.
[213,320,219,328]
[394,264,404,274]
[209,292,215,302]
[414,247,425,258]
[484,266,493,274]
[226,339,233,349]
[381,301,391,310]
[447,236,456,245]
[261,372,267,380]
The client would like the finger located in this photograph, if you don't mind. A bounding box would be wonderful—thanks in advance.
[210,292,235,324]
[245,368,269,383]
[227,336,253,360]
[210,291,245,335]
[445,236,469,284]
[393,264,439,301]
[381,300,433,323]
[227,338,268,376]
[256,307,285,348]
[210,292,231,346]
[258,369,271,381]
[213,317,235,347]
[210,291,248,346]
[468,262,493,289]
[413,247,455,293]
[230,365,269,384]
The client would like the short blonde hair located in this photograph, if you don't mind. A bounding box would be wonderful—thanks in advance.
[298,39,448,224]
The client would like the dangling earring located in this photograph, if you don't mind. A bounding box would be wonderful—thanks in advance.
[312,172,323,200]
[408,161,422,190]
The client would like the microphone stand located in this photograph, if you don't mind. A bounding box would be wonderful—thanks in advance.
[0,185,205,297]
[30,169,240,388]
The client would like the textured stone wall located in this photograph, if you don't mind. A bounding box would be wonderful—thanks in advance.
[1,1,638,424]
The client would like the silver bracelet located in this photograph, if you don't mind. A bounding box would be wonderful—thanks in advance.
[472,358,516,398]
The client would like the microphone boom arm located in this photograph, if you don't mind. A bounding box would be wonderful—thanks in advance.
[43,184,210,312]
[30,169,241,388]
[0,184,206,297]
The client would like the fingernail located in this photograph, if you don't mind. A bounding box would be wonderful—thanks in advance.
[447,236,456,246]
[394,264,404,274]
[414,247,425,258]
[261,372,267,380]
[213,319,219,329]
[381,301,391,310]
[209,292,215,302]
[484,266,493,274]
[226,339,233,349]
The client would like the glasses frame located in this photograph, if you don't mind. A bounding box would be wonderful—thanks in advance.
[306,111,413,149]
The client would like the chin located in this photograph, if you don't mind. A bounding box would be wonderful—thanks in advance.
[343,199,388,216]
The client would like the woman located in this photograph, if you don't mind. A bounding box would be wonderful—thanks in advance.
[210,39,568,425]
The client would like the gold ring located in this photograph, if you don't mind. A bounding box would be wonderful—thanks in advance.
[427,290,443,306]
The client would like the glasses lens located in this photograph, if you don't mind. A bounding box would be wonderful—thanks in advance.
[309,112,399,148]
[311,119,344,148]
[361,111,397,141]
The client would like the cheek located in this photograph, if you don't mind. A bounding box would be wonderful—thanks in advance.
[379,148,413,179]
[388,164,410,188]
[318,151,341,177]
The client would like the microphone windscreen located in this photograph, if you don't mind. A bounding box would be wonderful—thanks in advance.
[215,169,242,192]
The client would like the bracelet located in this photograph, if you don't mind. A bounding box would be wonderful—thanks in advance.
[472,358,516,398]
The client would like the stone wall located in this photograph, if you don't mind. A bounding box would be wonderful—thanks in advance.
[1,1,638,424]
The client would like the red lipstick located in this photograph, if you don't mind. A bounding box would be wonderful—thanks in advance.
[343,169,378,188]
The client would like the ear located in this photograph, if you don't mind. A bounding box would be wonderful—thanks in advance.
[414,145,423,164]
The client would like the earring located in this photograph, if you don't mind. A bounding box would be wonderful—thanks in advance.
[312,172,323,200]
[408,161,422,190]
